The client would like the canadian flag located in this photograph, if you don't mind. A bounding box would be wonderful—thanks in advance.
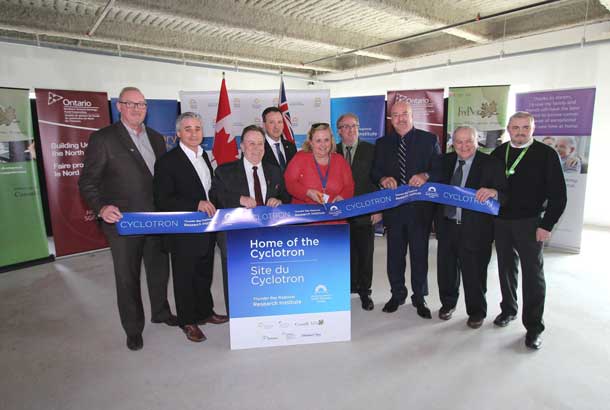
[212,78,238,165]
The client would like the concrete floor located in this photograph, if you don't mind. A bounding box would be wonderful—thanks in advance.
[1,227,609,410]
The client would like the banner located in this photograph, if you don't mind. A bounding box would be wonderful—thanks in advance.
[227,224,350,349]
[111,98,180,150]
[35,89,110,257]
[447,85,510,152]
[330,95,386,145]
[116,182,500,236]
[0,88,50,268]
[387,89,445,147]
[516,88,596,253]
[180,89,330,154]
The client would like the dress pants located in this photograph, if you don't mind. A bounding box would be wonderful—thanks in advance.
[437,219,490,319]
[494,217,546,334]
[103,225,171,338]
[386,218,431,303]
[216,232,230,316]
[170,236,215,327]
[349,222,375,296]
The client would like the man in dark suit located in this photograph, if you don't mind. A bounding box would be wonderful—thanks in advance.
[435,126,507,328]
[371,101,442,318]
[79,87,176,351]
[210,124,290,315]
[261,106,297,172]
[336,113,381,311]
[153,112,228,343]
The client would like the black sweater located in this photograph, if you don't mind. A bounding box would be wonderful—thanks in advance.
[491,140,567,231]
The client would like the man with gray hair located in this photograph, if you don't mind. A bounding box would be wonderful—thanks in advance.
[79,86,177,351]
[491,112,566,350]
[435,126,506,328]
[154,112,228,344]
[556,136,582,173]
[336,113,380,310]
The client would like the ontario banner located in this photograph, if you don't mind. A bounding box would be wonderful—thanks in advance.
[0,87,50,268]
[447,85,510,152]
[516,87,596,253]
[386,88,445,148]
[35,89,110,257]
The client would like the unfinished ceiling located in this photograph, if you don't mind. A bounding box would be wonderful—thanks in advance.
[1,0,610,77]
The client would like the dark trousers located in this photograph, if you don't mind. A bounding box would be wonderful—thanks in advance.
[103,226,171,337]
[386,219,431,303]
[437,220,491,319]
[170,237,215,327]
[494,217,546,334]
[217,232,230,316]
[349,222,375,296]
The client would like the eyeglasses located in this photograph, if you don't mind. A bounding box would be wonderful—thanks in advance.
[311,122,329,128]
[338,124,359,130]
[119,101,147,109]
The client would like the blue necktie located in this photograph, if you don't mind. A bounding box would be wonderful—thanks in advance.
[275,142,286,170]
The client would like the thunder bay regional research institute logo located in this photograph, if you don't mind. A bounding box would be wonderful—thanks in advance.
[48,92,63,105]
[425,186,439,199]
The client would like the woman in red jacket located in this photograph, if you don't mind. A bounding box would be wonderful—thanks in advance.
[285,122,354,204]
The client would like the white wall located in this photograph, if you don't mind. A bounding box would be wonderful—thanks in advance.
[1,25,609,226]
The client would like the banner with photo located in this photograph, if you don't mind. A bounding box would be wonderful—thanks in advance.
[516,88,596,253]
[0,88,50,268]
[179,89,330,158]
[330,95,386,145]
[227,223,350,350]
[111,98,180,150]
[447,85,510,152]
[35,88,110,257]
[386,89,445,148]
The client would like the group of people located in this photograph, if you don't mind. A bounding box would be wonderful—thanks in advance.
[79,86,566,352]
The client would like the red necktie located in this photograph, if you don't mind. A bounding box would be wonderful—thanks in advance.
[253,166,264,206]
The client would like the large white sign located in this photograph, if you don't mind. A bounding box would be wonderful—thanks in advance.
[180,89,330,151]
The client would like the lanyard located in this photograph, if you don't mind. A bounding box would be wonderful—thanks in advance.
[314,155,331,192]
[505,143,529,177]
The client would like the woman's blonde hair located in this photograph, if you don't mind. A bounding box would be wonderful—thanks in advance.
[301,122,337,153]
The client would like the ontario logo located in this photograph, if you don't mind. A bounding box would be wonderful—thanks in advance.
[48,92,63,105]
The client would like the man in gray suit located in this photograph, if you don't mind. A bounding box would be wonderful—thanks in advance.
[79,86,177,351]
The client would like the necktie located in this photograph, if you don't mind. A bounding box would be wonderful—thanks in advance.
[275,142,286,170]
[345,146,353,167]
[253,166,264,206]
[398,137,408,185]
[445,160,465,220]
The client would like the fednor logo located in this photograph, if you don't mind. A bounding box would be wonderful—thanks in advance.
[48,92,63,105]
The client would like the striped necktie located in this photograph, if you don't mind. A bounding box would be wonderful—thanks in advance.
[398,137,408,185]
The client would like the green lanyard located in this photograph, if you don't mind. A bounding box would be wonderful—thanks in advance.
[505,143,530,177]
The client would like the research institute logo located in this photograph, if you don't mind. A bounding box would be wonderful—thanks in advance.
[424,186,439,199]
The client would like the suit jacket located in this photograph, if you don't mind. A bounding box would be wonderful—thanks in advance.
[79,121,166,216]
[371,128,442,226]
[435,150,507,249]
[153,146,215,253]
[263,137,297,170]
[337,140,377,225]
[209,159,290,208]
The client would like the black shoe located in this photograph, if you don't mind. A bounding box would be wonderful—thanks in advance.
[525,332,543,350]
[438,306,456,320]
[360,294,374,311]
[412,300,432,319]
[467,317,484,329]
[493,313,516,327]
[152,314,179,327]
[126,335,143,351]
[382,298,405,313]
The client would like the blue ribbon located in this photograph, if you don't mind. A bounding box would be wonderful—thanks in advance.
[116,183,499,236]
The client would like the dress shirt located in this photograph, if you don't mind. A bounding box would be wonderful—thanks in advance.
[122,120,156,175]
[179,142,211,197]
[451,153,475,221]
[266,134,286,165]
[243,157,267,201]
[343,140,359,166]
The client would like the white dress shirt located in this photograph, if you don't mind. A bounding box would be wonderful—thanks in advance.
[266,134,286,165]
[243,157,267,201]
[179,142,211,197]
